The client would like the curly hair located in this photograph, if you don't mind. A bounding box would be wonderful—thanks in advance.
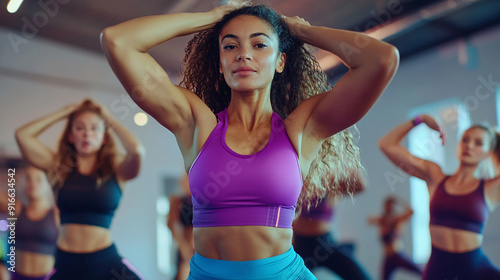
[180,4,365,209]
[48,99,117,189]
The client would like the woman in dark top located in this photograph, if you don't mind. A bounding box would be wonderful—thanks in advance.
[15,99,145,280]
[368,196,421,280]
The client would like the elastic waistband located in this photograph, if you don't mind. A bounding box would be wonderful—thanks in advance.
[55,244,118,266]
[430,246,482,258]
[193,206,295,228]
[191,246,298,278]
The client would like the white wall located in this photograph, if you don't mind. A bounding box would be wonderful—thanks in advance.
[1,21,500,280]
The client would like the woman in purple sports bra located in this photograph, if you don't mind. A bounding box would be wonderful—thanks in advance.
[379,114,500,280]
[367,196,422,280]
[101,1,398,279]
[0,166,59,280]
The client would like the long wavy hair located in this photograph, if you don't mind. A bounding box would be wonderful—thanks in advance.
[48,99,117,189]
[180,4,365,209]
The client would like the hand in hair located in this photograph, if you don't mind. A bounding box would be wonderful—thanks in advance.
[419,114,446,145]
[213,0,249,17]
[282,15,311,35]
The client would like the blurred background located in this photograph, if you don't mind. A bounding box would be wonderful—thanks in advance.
[1,0,499,279]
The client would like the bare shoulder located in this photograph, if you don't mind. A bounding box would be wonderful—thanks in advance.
[424,161,445,189]
[484,176,500,204]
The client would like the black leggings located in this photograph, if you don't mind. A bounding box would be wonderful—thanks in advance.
[49,244,144,280]
[423,246,500,280]
[293,232,371,280]
[383,252,422,280]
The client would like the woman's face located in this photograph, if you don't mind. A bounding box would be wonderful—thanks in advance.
[24,166,49,199]
[69,111,106,157]
[458,127,492,165]
[219,15,285,92]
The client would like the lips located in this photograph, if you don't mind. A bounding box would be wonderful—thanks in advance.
[233,66,256,74]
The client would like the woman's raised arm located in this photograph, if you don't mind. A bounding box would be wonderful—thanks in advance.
[15,104,77,171]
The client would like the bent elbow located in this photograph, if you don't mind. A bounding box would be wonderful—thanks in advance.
[378,137,388,151]
[379,45,400,77]
[100,26,127,53]
[100,27,116,50]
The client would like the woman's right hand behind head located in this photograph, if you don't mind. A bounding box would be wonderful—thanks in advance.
[61,103,80,116]
[211,0,249,19]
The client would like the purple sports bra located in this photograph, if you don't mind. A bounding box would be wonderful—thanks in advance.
[188,109,303,228]
[429,176,489,234]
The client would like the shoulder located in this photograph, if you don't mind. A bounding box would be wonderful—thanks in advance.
[425,163,446,188]
[484,176,500,201]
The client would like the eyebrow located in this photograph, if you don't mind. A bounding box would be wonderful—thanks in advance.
[221,32,271,42]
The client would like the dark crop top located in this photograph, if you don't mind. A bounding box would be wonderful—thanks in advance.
[188,109,303,228]
[16,208,58,255]
[57,170,122,229]
[429,176,489,234]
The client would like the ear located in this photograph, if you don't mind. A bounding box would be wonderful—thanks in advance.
[68,133,74,144]
[276,52,286,73]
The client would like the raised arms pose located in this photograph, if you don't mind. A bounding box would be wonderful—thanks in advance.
[102,3,398,279]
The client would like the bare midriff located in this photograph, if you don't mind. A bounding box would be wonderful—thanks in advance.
[430,225,482,253]
[57,224,113,253]
[193,226,292,260]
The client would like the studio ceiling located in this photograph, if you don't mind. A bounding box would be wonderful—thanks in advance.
[1,0,499,78]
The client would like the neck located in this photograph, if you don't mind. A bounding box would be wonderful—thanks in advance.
[228,88,273,130]
[453,163,478,182]
[77,153,98,175]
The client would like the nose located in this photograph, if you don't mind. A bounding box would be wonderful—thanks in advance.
[237,47,252,61]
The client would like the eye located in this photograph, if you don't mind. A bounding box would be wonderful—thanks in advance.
[255,43,267,48]
[223,44,236,50]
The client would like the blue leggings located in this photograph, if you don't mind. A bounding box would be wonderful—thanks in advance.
[49,244,144,280]
[423,246,500,280]
[382,252,421,280]
[188,246,317,280]
[293,233,371,280]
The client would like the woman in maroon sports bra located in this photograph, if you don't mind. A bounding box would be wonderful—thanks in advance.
[379,114,500,280]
